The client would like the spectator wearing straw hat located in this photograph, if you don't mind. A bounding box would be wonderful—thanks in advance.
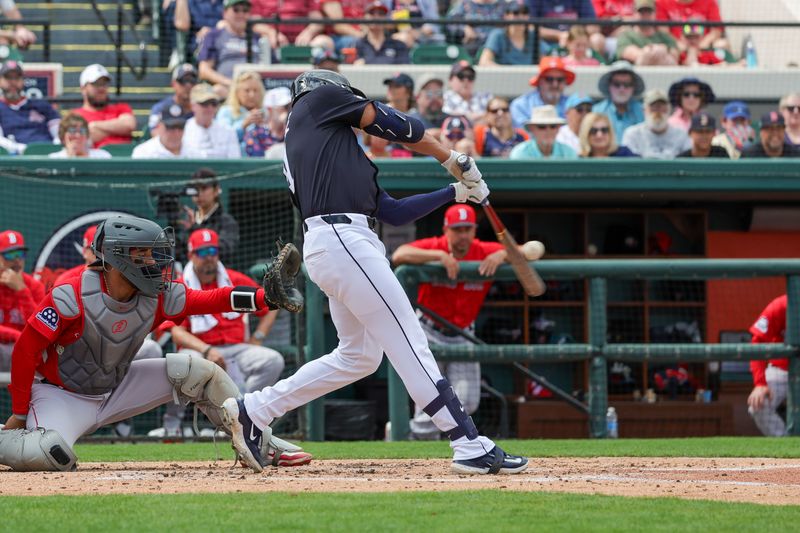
[510,56,575,130]
[509,105,578,160]
[592,60,644,141]
[621,88,690,159]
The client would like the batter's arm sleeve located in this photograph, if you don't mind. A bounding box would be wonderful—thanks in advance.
[9,325,50,416]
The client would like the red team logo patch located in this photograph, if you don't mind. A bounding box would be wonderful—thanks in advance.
[112,320,128,334]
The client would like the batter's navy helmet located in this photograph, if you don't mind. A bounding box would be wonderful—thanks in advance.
[290,69,366,103]
[93,215,175,297]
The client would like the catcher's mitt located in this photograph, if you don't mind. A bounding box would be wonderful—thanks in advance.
[263,241,304,313]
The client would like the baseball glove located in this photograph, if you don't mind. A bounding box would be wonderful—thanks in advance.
[263,241,304,313]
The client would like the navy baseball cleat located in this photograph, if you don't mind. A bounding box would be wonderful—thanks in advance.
[222,398,264,473]
[451,446,528,475]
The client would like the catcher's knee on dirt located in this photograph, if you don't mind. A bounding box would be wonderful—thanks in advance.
[166,352,240,431]
[0,428,78,472]
[422,378,479,442]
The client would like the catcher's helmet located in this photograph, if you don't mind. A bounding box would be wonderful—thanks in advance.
[92,215,175,297]
[290,69,366,104]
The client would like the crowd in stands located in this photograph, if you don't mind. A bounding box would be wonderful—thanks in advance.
[0,0,798,160]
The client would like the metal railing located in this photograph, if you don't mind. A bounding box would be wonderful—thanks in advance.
[303,259,800,441]
[246,17,800,64]
[90,0,148,95]
[0,18,50,62]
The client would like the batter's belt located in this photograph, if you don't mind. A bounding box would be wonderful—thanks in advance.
[302,214,377,233]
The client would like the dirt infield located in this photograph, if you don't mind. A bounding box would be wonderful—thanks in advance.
[1,457,799,504]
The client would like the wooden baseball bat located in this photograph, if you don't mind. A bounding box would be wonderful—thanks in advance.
[457,155,546,297]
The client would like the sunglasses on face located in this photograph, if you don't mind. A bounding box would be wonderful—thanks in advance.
[194,246,219,258]
[91,79,110,88]
[423,89,443,98]
[199,100,220,107]
[164,123,185,130]
[178,77,198,86]
[589,126,610,135]
[456,73,476,82]
[66,126,88,135]
[682,91,702,99]
[1,250,25,261]
[783,105,800,113]
[535,124,560,130]
[611,81,634,89]
[543,76,566,84]
[575,104,592,114]
[232,5,251,13]
[488,106,509,115]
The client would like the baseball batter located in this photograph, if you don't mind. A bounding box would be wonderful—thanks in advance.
[0,215,301,471]
[392,204,544,440]
[748,294,790,436]
[223,70,528,475]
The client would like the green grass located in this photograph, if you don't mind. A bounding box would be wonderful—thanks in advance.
[0,492,797,532]
[73,437,800,463]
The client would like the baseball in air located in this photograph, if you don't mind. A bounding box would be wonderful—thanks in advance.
[522,240,545,260]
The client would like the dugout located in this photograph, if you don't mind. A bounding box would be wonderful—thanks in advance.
[1,158,799,439]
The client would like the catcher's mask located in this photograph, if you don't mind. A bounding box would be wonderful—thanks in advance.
[291,69,366,104]
[92,215,176,297]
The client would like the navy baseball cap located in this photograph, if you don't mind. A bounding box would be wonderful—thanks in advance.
[442,115,472,140]
[172,63,197,82]
[383,72,414,92]
[0,60,22,77]
[723,101,750,120]
[761,110,785,127]
[689,112,716,131]
[312,48,341,66]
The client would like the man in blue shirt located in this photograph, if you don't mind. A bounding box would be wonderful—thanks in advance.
[528,0,598,55]
[592,61,645,141]
[0,61,60,151]
[175,0,225,56]
[510,56,574,129]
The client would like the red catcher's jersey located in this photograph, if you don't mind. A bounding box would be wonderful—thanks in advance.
[409,235,503,328]
[749,294,790,387]
[0,272,45,343]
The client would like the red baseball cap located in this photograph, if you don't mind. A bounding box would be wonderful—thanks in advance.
[0,230,27,253]
[444,204,477,228]
[82,225,98,249]
[530,56,575,87]
[188,228,219,253]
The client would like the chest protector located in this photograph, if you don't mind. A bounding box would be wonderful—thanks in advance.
[53,270,158,395]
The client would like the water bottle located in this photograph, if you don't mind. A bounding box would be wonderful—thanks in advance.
[7,134,18,156]
[258,37,272,66]
[606,407,618,438]
[744,35,757,69]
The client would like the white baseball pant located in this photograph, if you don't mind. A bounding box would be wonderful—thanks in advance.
[243,214,495,460]
[749,365,788,437]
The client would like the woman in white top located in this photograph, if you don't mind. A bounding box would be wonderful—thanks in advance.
[49,114,111,158]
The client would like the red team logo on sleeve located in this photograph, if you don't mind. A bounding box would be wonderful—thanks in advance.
[36,307,60,331]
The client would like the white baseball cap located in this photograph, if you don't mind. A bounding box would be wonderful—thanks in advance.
[80,64,111,87]
[263,86,292,109]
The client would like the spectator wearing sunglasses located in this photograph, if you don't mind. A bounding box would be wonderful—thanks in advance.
[132,105,189,159]
[151,228,285,437]
[408,74,446,136]
[510,56,574,130]
[678,22,731,67]
[0,230,45,372]
[443,61,492,125]
[510,105,578,160]
[667,77,714,132]
[557,94,593,153]
[578,112,637,157]
[149,64,197,133]
[478,3,535,66]
[779,93,800,149]
[473,97,528,158]
[49,114,111,159]
[656,0,724,52]
[592,61,644,141]
[197,0,261,100]
[183,83,242,159]
[181,168,241,265]
[677,112,729,158]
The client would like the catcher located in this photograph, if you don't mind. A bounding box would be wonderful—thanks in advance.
[0,215,304,471]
